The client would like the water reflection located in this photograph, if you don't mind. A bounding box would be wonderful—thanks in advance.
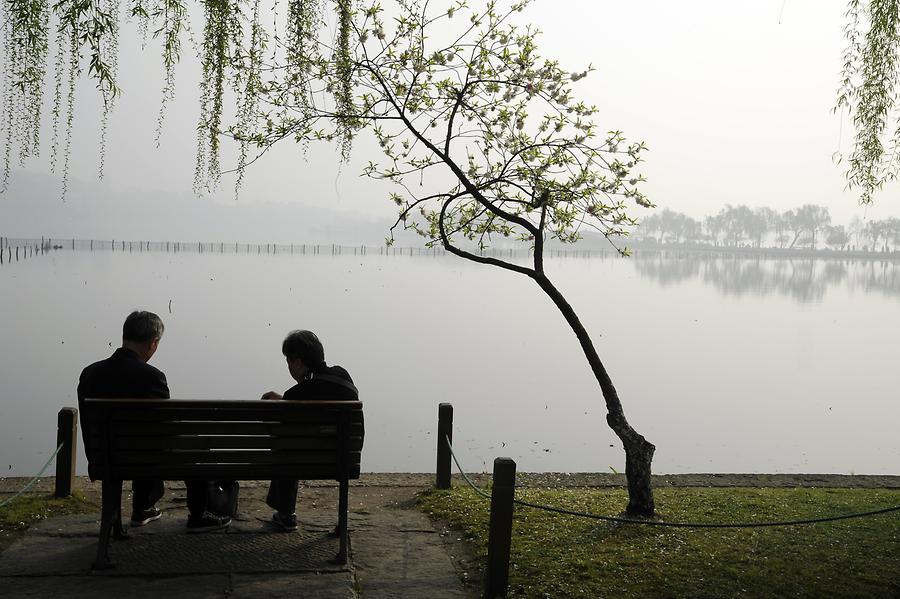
[633,251,900,303]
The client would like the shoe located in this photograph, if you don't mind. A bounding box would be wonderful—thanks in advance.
[272,511,298,532]
[130,507,162,527]
[186,511,232,533]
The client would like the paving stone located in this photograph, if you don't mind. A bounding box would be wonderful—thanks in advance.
[0,575,231,598]
[230,572,356,598]
[0,536,96,576]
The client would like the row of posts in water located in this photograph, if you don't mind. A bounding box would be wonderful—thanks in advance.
[0,236,608,265]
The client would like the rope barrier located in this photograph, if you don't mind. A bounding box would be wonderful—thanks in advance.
[444,436,900,528]
[0,444,64,510]
[447,434,492,501]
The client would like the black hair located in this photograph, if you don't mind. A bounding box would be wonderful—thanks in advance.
[282,330,326,372]
[123,311,164,343]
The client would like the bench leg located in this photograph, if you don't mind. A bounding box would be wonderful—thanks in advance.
[93,479,122,570]
[335,479,349,565]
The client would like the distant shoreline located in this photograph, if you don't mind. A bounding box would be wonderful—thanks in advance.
[2,235,899,262]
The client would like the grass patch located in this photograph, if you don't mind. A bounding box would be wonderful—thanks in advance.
[0,491,98,552]
[419,486,900,598]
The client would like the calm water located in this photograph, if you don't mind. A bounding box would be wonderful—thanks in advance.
[1,247,898,476]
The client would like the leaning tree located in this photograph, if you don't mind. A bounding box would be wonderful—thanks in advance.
[226,0,659,515]
[226,0,658,515]
[0,0,664,516]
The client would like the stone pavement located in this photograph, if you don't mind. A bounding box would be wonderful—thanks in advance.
[0,479,476,599]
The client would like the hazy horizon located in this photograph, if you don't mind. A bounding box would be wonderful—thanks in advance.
[2,0,900,239]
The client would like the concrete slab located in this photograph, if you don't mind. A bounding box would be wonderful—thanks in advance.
[231,572,356,598]
[0,575,231,598]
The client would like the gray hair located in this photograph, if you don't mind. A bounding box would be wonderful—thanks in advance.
[122,311,164,343]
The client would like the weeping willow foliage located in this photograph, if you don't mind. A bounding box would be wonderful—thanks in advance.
[0,0,353,198]
[1,0,50,191]
[838,0,900,204]
[194,0,241,192]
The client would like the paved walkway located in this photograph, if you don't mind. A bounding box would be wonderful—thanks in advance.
[0,479,475,599]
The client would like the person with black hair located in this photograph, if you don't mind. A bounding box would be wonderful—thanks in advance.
[261,330,358,531]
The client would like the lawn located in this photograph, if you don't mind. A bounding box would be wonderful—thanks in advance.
[418,486,900,598]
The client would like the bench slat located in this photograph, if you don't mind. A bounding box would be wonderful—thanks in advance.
[84,399,362,410]
[99,463,361,480]
[88,422,364,437]
[95,435,364,451]
[106,408,364,423]
[111,449,359,465]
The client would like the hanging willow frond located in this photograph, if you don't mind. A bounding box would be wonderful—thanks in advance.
[837,0,900,204]
[98,0,122,180]
[286,0,323,86]
[195,0,241,193]
[0,0,51,190]
[152,0,187,143]
[234,0,265,195]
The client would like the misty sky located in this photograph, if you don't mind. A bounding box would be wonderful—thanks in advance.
[5,0,900,240]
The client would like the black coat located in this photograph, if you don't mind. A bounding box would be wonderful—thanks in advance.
[283,365,358,401]
[77,347,170,438]
[78,347,170,401]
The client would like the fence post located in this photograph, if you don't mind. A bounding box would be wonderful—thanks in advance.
[55,408,78,497]
[485,457,516,599]
[436,403,453,489]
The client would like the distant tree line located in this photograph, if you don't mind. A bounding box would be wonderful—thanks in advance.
[636,205,900,252]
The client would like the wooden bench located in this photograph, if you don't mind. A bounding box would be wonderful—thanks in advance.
[82,398,364,570]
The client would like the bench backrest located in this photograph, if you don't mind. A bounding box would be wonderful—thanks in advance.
[82,399,364,482]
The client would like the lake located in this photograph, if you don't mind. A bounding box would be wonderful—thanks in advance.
[1,242,898,477]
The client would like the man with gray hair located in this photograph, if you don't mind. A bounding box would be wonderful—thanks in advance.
[78,311,233,532]
[78,310,170,527]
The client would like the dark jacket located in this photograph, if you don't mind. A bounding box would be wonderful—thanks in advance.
[77,347,170,438]
[78,347,170,402]
[283,365,358,401]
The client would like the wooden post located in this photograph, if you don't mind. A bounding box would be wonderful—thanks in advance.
[436,403,453,489]
[55,408,78,497]
[485,457,516,599]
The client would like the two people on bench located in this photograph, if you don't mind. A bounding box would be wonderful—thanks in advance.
[78,312,357,534]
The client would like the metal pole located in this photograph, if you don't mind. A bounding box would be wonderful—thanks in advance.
[436,403,453,489]
[55,408,78,497]
[485,457,516,599]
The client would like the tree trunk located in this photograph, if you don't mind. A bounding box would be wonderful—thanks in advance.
[532,272,655,516]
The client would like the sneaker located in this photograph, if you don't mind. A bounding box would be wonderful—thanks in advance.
[272,511,298,532]
[130,507,162,527]
[186,511,232,533]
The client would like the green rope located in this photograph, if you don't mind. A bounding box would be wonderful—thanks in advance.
[0,443,64,509]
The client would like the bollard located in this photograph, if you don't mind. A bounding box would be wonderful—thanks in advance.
[485,457,516,599]
[436,403,453,489]
[55,408,78,497]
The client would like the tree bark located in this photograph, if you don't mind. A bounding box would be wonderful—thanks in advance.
[531,272,655,516]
